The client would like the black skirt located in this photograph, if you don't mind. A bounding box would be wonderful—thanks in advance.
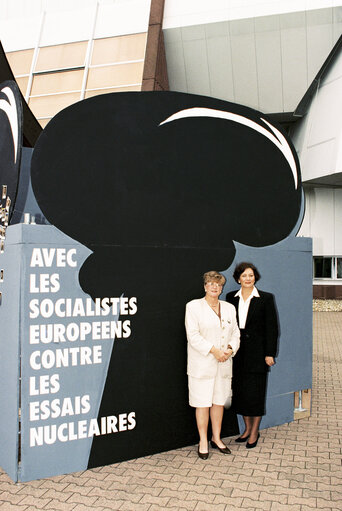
[232,371,267,417]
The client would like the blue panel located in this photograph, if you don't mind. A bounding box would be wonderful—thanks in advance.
[0,230,21,482]
[13,225,115,481]
[237,392,294,432]
[262,392,294,429]
[224,236,312,430]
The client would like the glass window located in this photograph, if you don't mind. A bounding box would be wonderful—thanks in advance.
[35,42,88,72]
[6,49,34,75]
[16,76,29,96]
[85,85,141,98]
[91,33,147,66]
[337,258,342,279]
[38,119,51,128]
[87,62,144,89]
[31,69,84,95]
[29,92,81,118]
[313,257,332,278]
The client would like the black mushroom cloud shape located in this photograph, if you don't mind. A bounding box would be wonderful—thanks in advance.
[30,92,302,466]
[30,91,301,303]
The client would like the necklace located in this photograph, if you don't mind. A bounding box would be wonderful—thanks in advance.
[206,299,219,308]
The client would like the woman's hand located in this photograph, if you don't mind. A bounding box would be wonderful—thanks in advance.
[265,356,275,366]
[210,347,232,362]
[224,348,233,360]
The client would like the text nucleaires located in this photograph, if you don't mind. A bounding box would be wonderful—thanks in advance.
[30,412,136,447]
[28,247,137,447]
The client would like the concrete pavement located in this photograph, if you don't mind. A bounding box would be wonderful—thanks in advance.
[0,311,341,510]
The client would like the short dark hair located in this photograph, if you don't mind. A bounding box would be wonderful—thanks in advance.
[233,262,261,283]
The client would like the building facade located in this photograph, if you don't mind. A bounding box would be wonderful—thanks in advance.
[1,0,342,295]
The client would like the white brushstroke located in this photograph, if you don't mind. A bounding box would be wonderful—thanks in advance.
[159,107,298,189]
[0,86,19,164]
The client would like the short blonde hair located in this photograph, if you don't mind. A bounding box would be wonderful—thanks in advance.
[203,271,226,286]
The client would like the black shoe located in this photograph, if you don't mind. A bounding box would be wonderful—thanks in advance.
[198,444,209,459]
[210,440,231,454]
[235,435,250,443]
[246,433,260,449]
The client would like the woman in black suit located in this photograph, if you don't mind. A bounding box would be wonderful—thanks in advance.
[226,262,278,448]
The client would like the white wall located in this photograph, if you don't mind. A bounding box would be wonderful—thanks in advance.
[163,0,342,29]
[0,0,151,51]
[299,187,342,256]
[291,39,342,182]
[164,6,342,113]
[291,27,342,275]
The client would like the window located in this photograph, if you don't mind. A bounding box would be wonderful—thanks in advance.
[28,43,87,126]
[29,92,81,118]
[35,42,87,72]
[91,34,146,65]
[337,258,342,279]
[6,48,34,96]
[6,49,34,75]
[31,69,84,96]
[6,32,147,127]
[313,257,342,279]
[86,62,144,89]
[313,257,332,278]
[85,34,146,97]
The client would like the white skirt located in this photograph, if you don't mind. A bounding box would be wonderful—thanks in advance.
[188,375,232,408]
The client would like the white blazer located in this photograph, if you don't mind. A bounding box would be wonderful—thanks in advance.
[185,297,240,379]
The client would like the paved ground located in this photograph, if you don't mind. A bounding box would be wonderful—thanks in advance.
[0,312,341,511]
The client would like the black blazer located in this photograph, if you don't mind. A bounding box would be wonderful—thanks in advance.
[226,289,279,373]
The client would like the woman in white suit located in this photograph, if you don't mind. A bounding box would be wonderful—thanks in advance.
[185,271,240,459]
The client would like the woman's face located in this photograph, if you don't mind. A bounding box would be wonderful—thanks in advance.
[239,268,255,289]
[204,280,223,299]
